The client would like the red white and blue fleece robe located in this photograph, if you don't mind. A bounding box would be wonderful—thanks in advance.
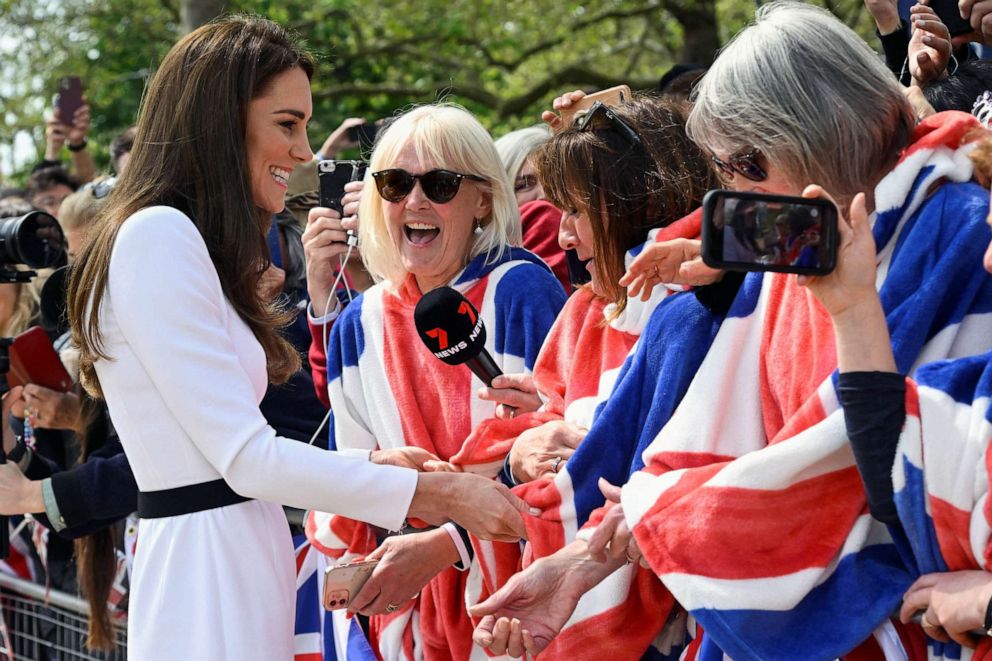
[615,113,992,661]
[299,246,565,661]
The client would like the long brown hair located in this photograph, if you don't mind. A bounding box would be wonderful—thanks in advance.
[537,96,717,313]
[68,15,311,396]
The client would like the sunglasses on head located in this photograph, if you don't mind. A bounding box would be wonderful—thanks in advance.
[574,101,642,146]
[710,148,767,182]
[371,168,485,204]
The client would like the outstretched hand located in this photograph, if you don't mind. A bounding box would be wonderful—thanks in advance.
[908,4,953,85]
[619,238,722,300]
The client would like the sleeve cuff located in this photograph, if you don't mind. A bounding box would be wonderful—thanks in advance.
[338,448,373,462]
[308,299,342,326]
[441,522,473,570]
[41,479,66,532]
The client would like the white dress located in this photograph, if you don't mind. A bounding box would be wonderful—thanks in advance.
[94,206,418,660]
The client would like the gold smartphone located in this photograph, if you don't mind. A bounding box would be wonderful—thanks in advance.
[322,560,379,611]
[557,84,633,129]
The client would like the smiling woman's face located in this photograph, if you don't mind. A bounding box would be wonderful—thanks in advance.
[382,141,491,292]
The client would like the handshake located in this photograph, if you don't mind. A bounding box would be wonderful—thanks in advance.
[372,446,539,542]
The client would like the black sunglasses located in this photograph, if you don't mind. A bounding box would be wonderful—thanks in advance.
[371,168,485,204]
[710,148,767,182]
[575,101,642,146]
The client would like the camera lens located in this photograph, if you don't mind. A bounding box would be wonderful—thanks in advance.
[0,211,66,269]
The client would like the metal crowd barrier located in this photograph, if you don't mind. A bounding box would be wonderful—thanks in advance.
[0,571,126,660]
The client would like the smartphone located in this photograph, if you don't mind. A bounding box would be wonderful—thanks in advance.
[322,560,379,611]
[56,77,84,124]
[8,326,73,393]
[558,84,633,128]
[701,189,838,275]
[930,0,974,37]
[318,160,368,213]
[347,122,380,152]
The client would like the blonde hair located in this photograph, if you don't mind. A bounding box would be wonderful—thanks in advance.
[358,103,521,284]
[495,125,551,182]
[58,185,107,232]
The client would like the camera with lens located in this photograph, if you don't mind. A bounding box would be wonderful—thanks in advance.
[0,210,67,282]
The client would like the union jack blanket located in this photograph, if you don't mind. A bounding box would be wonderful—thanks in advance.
[620,113,992,660]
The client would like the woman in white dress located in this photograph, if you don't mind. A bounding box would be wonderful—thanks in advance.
[65,16,532,660]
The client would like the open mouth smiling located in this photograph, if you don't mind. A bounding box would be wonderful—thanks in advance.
[404,222,440,246]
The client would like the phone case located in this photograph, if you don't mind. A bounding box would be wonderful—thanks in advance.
[558,84,632,128]
[56,77,84,123]
[8,326,73,392]
[322,560,379,611]
[318,160,365,213]
[700,189,838,276]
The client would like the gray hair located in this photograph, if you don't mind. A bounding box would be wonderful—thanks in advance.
[687,1,915,202]
[495,125,552,181]
[358,103,521,284]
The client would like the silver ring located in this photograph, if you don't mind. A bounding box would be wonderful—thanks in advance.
[551,456,563,473]
[385,603,399,613]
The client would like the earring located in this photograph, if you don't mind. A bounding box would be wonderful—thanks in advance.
[474,218,484,236]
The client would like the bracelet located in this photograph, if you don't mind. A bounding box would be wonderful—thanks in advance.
[67,139,88,152]
[984,592,992,637]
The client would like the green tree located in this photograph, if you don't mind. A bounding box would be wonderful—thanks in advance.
[0,0,879,183]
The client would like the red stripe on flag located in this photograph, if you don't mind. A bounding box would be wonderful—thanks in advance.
[636,466,868,579]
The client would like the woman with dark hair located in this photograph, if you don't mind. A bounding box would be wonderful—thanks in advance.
[460,94,718,658]
[66,16,532,659]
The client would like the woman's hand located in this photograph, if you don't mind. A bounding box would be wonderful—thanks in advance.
[586,479,648,567]
[909,4,953,86]
[864,0,902,34]
[960,0,992,45]
[619,238,723,300]
[371,446,445,471]
[0,462,43,515]
[348,528,458,615]
[508,420,585,483]
[303,206,354,316]
[798,188,896,374]
[318,117,364,159]
[66,102,91,148]
[477,373,542,419]
[22,384,79,430]
[340,180,364,233]
[797,188,879,318]
[469,541,620,657]
[409,472,538,542]
[541,90,587,132]
[900,570,992,647]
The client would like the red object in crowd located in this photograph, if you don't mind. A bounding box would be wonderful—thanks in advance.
[519,199,571,293]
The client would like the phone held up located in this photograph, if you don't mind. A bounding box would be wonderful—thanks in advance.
[557,84,632,129]
[318,160,368,214]
[347,122,380,153]
[701,189,838,276]
[323,559,379,611]
[929,0,974,37]
[56,77,84,123]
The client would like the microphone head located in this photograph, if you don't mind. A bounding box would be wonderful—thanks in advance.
[414,286,487,366]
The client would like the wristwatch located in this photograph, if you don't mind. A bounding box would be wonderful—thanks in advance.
[7,436,27,463]
[68,139,88,152]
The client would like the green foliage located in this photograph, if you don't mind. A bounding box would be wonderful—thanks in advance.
[0,0,879,183]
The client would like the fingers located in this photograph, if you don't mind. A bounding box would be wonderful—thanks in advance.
[848,193,869,237]
[348,577,381,614]
[899,584,933,622]
[490,373,536,393]
[477,387,537,409]
[473,615,497,647]
[677,258,723,287]
[489,617,511,655]
[586,514,616,562]
[422,460,458,472]
[507,618,525,658]
[598,477,622,503]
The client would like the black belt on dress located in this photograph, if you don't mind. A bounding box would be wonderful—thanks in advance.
[137,478,251,519]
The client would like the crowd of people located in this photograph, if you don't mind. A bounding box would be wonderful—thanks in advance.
[5,0,992,659]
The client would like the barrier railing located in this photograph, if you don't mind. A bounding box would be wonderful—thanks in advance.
[0,572,126,660]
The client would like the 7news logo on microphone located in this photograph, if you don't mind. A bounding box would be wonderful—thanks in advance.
[414,287,503,387]
[423,301,484,360]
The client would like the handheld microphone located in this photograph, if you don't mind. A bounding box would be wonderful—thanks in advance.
[414,287,502,386]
